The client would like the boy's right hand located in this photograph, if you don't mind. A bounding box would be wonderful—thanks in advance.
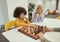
[37,32,44,40]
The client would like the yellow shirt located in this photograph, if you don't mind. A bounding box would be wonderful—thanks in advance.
[5,18,30,31]
[15,18,30,27]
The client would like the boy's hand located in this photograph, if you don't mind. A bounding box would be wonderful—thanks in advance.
[37,32,44,39]
[42,27,54,33]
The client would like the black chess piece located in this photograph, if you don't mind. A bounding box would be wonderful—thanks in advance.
[34,26,37,35]
[36,26,43,34]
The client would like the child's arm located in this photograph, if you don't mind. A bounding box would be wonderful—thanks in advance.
[53,28,60,32]
[40,37,51,42]
[41,14,44,22]
[38,32,51,42]
[45,28,60,32]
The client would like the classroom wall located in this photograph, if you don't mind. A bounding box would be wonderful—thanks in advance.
[28,0,43,5]
[0,7,4,25]
[28,0,56,11]
[0,0,9,25]
[7,0,28,20]
[0,0,28,25]
[58,0,60,13]
[43,0,56,11]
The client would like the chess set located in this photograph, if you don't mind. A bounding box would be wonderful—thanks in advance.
[18,25,46,40]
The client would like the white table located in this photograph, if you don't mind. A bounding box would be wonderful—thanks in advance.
[2,18,60,42]
[31,18,60,28]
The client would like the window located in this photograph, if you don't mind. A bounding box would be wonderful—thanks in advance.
[58,0,60,13]
[43,0,56,11]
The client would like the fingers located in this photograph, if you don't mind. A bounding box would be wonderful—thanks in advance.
[37,32,44,39]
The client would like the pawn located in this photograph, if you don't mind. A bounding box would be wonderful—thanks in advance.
[28,27,31,33]
[24,28,27,32]
[40,26,43,31]
[21,28,24,30]
[45,25,46,28]
[31,28,35,35]
[30,28,33,34]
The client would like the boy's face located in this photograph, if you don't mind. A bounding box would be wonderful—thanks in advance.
[19,13,25,19]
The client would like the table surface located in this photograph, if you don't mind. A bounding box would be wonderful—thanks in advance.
[31,18,60,28]
[2,18,60,42]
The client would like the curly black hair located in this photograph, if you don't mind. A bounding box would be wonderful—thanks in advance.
[13,7,27,18]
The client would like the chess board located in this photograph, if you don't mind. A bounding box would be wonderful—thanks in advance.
[18,25,45,40]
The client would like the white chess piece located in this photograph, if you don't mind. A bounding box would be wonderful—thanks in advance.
[28,27,31,33]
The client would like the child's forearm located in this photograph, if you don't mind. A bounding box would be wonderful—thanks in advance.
[40,28,60,42]
[40,37,51,42]
[38,32,51,42]
[53,28,60,32]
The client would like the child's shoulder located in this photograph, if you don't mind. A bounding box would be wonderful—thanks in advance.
[7,20,15,23]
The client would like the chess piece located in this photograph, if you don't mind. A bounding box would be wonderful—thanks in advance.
[37,26,43,34]
[28,27,31,33]
[21,28,24,30]
[32,28,35,35]
[24,28,27,32]
[30,28,33,34]
[45,25,46,28]
[34,28,38,35]
[18,26,39,40]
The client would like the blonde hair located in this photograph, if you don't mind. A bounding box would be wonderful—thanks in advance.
[35,5,43,13]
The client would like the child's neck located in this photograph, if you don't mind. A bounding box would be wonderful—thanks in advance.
[37,13,41,16]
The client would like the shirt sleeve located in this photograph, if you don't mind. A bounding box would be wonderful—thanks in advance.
[53,28,60,32]
[15,18,30,27]
[5,20,15,31]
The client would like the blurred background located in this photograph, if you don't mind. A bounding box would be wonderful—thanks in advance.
[0,0,60,32]
[28,0,60,22]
